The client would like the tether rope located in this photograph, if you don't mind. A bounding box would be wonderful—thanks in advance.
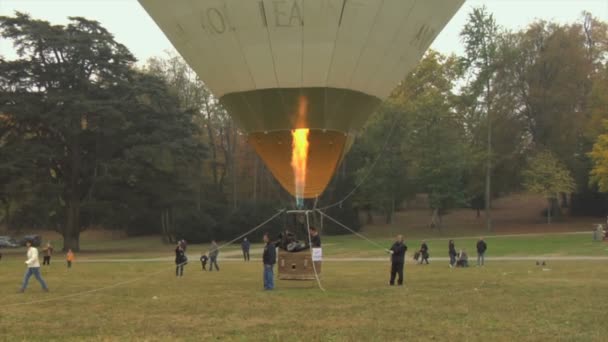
[316,209,388,252]
[305,211,326,292]
[316,108,401,212]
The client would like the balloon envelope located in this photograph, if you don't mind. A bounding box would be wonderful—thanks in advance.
[139,0,464,198]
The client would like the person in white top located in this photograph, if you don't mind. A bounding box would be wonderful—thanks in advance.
[19,240,49,293]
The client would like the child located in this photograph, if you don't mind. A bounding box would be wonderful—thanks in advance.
[66,249,74,268]
[200,254,208,271]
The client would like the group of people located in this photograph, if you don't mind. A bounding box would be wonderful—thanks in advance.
[18,240,77,293]
[174,239,222,277]
[388,236,488,285]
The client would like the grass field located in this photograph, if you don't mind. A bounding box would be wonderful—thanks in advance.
[1,230,608,341]
[1,259,607,341]
[2,193,608,341]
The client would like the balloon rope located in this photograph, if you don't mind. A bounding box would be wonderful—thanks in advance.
[316,209,387,252]
[305,211,326,292]
[2,209,286,307]
[317,110,401,211]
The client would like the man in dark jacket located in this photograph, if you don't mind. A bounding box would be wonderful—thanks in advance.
[241,238,250,261]
[448,240,457,268]
[175,243,187,277]
[476,237,487,266]
[387,235,407,286]
[262,233,277,290]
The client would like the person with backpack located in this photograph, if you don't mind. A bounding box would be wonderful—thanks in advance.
[419,240,430,264]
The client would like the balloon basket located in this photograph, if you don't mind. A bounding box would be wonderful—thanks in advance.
[278,249,322,281]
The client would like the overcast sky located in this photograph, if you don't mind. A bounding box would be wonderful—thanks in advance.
[1,0,607,63]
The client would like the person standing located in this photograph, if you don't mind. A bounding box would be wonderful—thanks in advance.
[262,233,276,290]
[241,238,250,262]
[448,240,457,268]
[387,235,407,286]
[19,240,49,293]
[42,242,53,266]
[419,240,429,264]
[208,240,220,271]
[175,243,187,277]
[66,249,75,269]
[476,237,487,266]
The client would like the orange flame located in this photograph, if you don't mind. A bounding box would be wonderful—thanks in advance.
[291,128,310,203]
[291,95,309,206]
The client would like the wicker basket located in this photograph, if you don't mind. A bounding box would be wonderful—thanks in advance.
[278,248,322,280]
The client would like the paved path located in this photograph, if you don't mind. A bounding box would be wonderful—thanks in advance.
[79,254,608,263]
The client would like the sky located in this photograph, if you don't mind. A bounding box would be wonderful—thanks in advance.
[1,0,607,63]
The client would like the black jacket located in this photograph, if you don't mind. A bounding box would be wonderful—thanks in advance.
[242,240,250,252]
[175,247,186,264]
[263,242,276,265]
[448,242,456,256]
[420,243,429,253]
[477,240,487,253]
[310,234,321,247]
[390,242,407,263]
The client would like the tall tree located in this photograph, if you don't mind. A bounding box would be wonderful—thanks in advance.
[0,13,204,249]
[460,6,501,231]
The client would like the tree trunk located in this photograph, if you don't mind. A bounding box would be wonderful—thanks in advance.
[485,63,493,232]
[203,102,219,190]
[64,197,81,252]
[63,133,82,252]
[547,198,552,224]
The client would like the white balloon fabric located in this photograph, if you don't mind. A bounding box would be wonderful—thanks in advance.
[138,0,464,198]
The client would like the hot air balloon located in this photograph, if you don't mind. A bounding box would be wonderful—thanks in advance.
[138,0,464,203]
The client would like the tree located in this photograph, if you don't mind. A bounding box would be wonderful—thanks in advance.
[460,6,502,231]
[402,52,467,229]
[0,13,204,250]
[522,150,575,223]
[588,121,608,193]
[351,103,413,224]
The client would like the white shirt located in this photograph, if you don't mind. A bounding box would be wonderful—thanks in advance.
[25,247,40,268]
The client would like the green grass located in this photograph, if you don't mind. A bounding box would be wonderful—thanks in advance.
[4,231,607,261]
[1,259,607,341]
[320,233,608,258]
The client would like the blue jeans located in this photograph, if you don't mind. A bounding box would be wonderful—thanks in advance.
[477,252,485,266]
[21,267,48,291]
[263,264,274,290]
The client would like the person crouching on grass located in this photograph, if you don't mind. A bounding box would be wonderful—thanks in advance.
[19,240,49,293]
[66,249,75,268]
